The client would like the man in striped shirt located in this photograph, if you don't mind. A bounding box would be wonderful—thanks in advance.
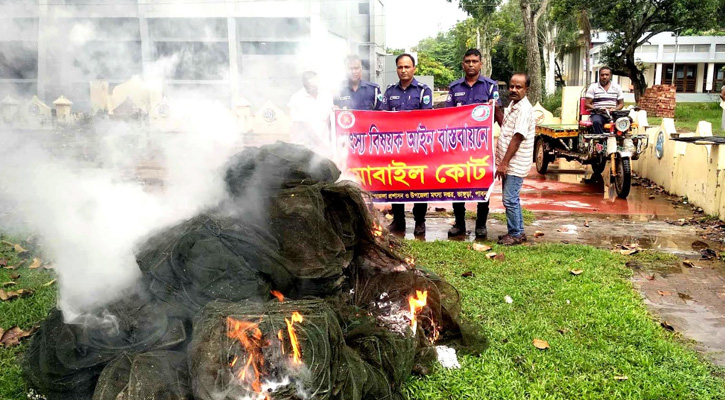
[584,66,624,134]
[496,73,536,246]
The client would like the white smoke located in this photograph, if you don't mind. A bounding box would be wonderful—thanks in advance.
[0,3,359,321]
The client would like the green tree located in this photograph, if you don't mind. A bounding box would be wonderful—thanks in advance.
[590,0,718,101]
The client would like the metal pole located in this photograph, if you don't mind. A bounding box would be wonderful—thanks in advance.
[671,30,679,86]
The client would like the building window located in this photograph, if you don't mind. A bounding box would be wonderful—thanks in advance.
[238,18,310,41]
[694,44,710,53]
[149,18,227,41]
[73,41,142,80]
[716,44,725,53]
[0,41,38,79]
[663,45,677,53]
[638,45,657,53]
[358,1,370,14]
[240,41,299,55]
[154,42,229,80]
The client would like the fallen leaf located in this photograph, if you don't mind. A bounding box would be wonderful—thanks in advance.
[504,295,513,304]
[4,265,16,270]
[691,240,709,251]
[8,273,19,280]
[648,195,656,200]
[473,243,492,252]
[42,263,55,270]
[660,321,675,331]
[493,253,506,261]
[683,260,695,268]
[0,258,6,267]
[0,326,34,347]
[625,261,641,269]
[646,274,656,281]
[28,258,42,269]
[584,221,590,228]
[557,328,569,334]
[485,252,497,259]
[461,271,474,278]
[570,269,584,276]
[384,214,393,220]
[620,249,638,256]
[534,231,544,238]
[532,338,550,350]
[0,289,33,301]
[614,375,629,381]
[2,282,16,288]
[42,279,57,287]
[434,207,446,212]
[657,290,672,296]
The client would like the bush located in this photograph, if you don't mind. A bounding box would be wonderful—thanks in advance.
[541,88,563,117]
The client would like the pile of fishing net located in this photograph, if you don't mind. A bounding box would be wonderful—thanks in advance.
[23,142,486,400]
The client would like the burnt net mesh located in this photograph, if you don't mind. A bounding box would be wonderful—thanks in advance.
[23,141,486,400]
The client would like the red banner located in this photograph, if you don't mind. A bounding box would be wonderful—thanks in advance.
[334,104,495,203]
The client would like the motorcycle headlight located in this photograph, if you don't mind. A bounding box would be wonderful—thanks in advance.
[615,117,631,132]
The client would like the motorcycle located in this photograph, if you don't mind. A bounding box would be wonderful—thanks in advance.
[534,95,648,199]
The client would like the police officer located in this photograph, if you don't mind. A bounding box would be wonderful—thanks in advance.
[383,53,433,235]
[335,54,382,110]
[446,48,504,238]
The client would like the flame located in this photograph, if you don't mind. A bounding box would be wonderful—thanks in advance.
[372,220,383,238]
[271,290,284,302]
[408,290,428,332]
[285,312,304,365]
[277,329,285,354]
[226,317,267,393]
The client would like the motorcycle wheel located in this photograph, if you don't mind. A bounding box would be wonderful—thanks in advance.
[535,138,549,174]
[591,157,606,175]
[614,156,631,199]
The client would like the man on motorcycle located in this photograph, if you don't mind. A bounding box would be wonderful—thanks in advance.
[584,67,624,134]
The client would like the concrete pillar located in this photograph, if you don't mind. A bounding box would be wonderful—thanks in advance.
[227,17,239,108]
[138,16,152,80]
[655,63,663,85]
[36,2,49,102]
[696,63,705,93]
[706,62,715,91]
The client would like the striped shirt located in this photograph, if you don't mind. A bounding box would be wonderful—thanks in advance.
[496,96,535,178]
[585,81,624,109]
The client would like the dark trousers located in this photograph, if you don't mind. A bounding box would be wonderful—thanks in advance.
[391,203,427,223]
[452,201,489,227]
[591,113,608,134]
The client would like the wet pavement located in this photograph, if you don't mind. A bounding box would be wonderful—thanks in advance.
[379,162,725,366]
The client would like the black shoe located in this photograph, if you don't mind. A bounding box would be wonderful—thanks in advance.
[475,227,487,239]
[387,219,405,233]
[414,221,426,235]
[447,224,466,237]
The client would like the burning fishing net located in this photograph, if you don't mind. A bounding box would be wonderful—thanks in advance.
[23,141,485,400]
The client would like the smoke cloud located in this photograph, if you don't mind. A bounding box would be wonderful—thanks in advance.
[0,2,361,320]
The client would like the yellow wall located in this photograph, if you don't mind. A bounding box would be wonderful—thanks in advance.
[632,119,725,219]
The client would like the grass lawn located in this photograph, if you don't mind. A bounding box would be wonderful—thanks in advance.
[402,241,725,400]
[645,102,724,136]
[1,239,724,399]
[0,238,56,400]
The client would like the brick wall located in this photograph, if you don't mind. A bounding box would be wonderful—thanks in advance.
[638,85,676,118]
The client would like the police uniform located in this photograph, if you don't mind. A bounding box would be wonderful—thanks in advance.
[335,80,383,110]
[383,79,433,233]
[446,75,500,237]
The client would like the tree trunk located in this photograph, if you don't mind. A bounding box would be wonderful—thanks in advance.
[624,46,647,102]
[481,31,492,78]
[543,24,557,96]
[520,0,549,104]
[580,10,591,85]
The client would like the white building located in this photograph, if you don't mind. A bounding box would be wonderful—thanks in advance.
[563,31,725,100]
[0,0,386,111]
